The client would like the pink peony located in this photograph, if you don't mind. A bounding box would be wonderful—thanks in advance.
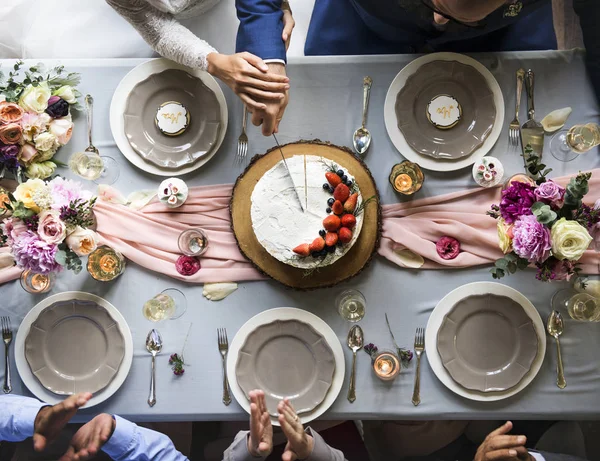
[37,210,66,245]
[2,218,27,241]
[18,143,38,165]
[436,236,461,260]
[176,255,200,276]
[48,176,93,210]
[512,215,551,263]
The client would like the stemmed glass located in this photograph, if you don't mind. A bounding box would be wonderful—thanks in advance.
[143,288,187,322]
[336,289,366,322]
[550,123,600,162]
[69,94,119,184]
[552,287,600,322]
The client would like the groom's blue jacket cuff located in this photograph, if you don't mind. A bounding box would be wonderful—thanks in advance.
[236,0,287,63]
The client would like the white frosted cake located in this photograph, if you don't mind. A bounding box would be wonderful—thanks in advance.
[250,155,364,269]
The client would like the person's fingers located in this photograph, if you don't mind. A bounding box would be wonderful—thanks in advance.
[240,52,269,73]
[239,93,266,111]
[485,448,519,460]
[278,414,295,439]
[242,66,289,84]
[33,433,47,452]
[250,402,260,439]
[241,86,285,101]
[240,77,289,93]
[489,421,513,438]
[251,109,265,128]
[488,435,527,450]
[58,445,76,461]
[282,10,295,43]
[282,449,298,461]
[258,391,268,415]
[261,113,277,136]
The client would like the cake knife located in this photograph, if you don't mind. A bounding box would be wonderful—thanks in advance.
[273,134,305,212]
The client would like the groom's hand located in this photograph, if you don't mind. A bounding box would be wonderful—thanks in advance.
[250,63,289,136]
[59,413,115,461]
[33,392,92,452]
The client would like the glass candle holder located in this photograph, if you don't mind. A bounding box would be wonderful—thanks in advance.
[373,350,401,381]
[336,289,366,322]
[178,229,209,257]
[87,245,126,281]
[502,173,536,190]
[20,270,55,294]
[389,161,424,195]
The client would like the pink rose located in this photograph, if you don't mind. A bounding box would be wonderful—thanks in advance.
[0,123,22,144]
[37,210,66,245]
[48,118,73,145]
[2,218,27,241]
[175,255,200,276]
[436,236,461,260]
[18,143,38,165]
[0,102,24,124]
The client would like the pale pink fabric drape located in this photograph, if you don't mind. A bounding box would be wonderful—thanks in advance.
[378,170,600,274]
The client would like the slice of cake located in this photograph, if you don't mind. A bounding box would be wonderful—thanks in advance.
[251,155,364,269]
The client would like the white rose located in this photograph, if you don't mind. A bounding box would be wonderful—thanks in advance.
[53,85,77,104]
[66,226,99,256]
[18,82,51,114]
[551,218,593,261]
[37,146,58,162]
[48,118,73,145]
[34,132,59,152]
[25,161,57,180]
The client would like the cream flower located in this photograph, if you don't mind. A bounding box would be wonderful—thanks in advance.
[551,218,593,261]
[48,118,73,145]
[66,226,98,256]
[18,82,52,113]
[34,132,59,152]
[53,85,77,104]
[13,178,47,212]
[497,218,514,254]
[21,112,51,142]
[37,145,58,162]
[25,161,57,180]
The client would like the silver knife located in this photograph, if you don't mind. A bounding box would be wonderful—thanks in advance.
[273,134,305,212]
[520,69,544,161]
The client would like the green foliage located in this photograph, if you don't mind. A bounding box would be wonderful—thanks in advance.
[491,252,529,279]
[522,144,552,184]
[563,172,591,210]
[55,246,82,274]
[531,201,557,225]
[10,201,35,220]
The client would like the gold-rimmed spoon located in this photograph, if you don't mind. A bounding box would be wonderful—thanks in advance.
[547,310,566,389]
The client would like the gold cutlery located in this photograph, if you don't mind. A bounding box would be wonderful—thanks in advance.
[236,106,248,164]
[353,76,373,156]
[508,68,525,149]
[520,69,544,159]
[2,317,12,394]
[217,328,232,405]
[347,325,364,403]
[146,329,163,407]
[547,311,566,389]
[412,327,425,406]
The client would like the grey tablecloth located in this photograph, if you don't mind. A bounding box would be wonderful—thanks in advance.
[1,50,599,423]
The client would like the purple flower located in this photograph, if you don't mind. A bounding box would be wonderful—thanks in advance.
[500,182,536,224]
[436,236,461,260]
[512,215,551,263]
[0,143,21,169]
[11,231,62,274]
[48,177,92,210]
[45,97,69,118]
[534,180,565,207]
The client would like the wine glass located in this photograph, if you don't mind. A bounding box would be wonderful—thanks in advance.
[550,123,600,162]
[143,288,187,322]
[552,288,600,322]
[336,289,366,322]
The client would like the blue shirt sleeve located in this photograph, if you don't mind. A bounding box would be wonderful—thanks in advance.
[0,395,46,442]
[102,415,188,461]
[235,0,287,62]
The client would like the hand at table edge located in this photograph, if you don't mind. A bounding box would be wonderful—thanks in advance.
[475,421,535,461]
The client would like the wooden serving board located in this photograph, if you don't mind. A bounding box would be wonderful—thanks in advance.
[230,140,381,290]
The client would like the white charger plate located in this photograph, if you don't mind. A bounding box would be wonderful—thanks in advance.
[426,282,546,402]
[227,307,345,425]
[15,291,133,408]
[384,52,505,172]
[110,58,228,177]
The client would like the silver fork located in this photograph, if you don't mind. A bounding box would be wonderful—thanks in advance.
[508,69,525,149]
[412,327,425,406]
[2,317,12,394]
[217,328,232,405]
[236,106,248,164]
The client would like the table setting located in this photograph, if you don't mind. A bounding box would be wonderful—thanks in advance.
[0,49,598,426]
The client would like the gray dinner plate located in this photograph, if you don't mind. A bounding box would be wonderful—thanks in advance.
[236,319,336,415]
[123,69,221,169]
[437,294,538,393]
[395,60,496,160]
[25,300,125,395]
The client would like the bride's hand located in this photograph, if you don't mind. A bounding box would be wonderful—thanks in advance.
[206,52,289,110]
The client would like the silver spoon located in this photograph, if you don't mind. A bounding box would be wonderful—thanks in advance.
[353,76,373,156]
[347,324,364,403]
[146,329,163,407]
[547,310,566,389]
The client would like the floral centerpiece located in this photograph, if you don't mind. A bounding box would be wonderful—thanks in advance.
[0,177,98,275]
[488,150,599,281]
[0,61,81,180]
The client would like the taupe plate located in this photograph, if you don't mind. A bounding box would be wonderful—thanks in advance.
[25,300,125,395]
[236,319,336,415]
[123,69,221,169]
[395,60,496,160]
[437,294,538,393]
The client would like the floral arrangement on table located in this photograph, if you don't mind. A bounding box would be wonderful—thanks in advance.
[0,61,81,180]
[0,177,98,275]
[487,147,599,281]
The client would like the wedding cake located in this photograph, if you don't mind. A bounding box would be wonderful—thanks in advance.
[251,155,364,269]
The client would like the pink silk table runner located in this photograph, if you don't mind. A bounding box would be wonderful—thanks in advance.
[0,171,598,286]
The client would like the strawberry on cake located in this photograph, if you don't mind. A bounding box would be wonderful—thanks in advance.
[250,155,365,270]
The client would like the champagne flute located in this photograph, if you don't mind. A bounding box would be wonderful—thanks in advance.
[550,123,600,162]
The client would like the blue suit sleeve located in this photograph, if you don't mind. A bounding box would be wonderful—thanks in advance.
[573,0,600,105]
[235,0,287,62]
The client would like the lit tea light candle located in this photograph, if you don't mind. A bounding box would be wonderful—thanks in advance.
[31,273,51,292]
[394,174,413,193]
[20,270,55,294]
[373,351,401,381]
[503,173,536,190]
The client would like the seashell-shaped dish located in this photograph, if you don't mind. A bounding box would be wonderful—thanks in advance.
[541,107,572,133]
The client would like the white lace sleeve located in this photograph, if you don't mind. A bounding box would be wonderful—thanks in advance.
[106,0,217,71]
